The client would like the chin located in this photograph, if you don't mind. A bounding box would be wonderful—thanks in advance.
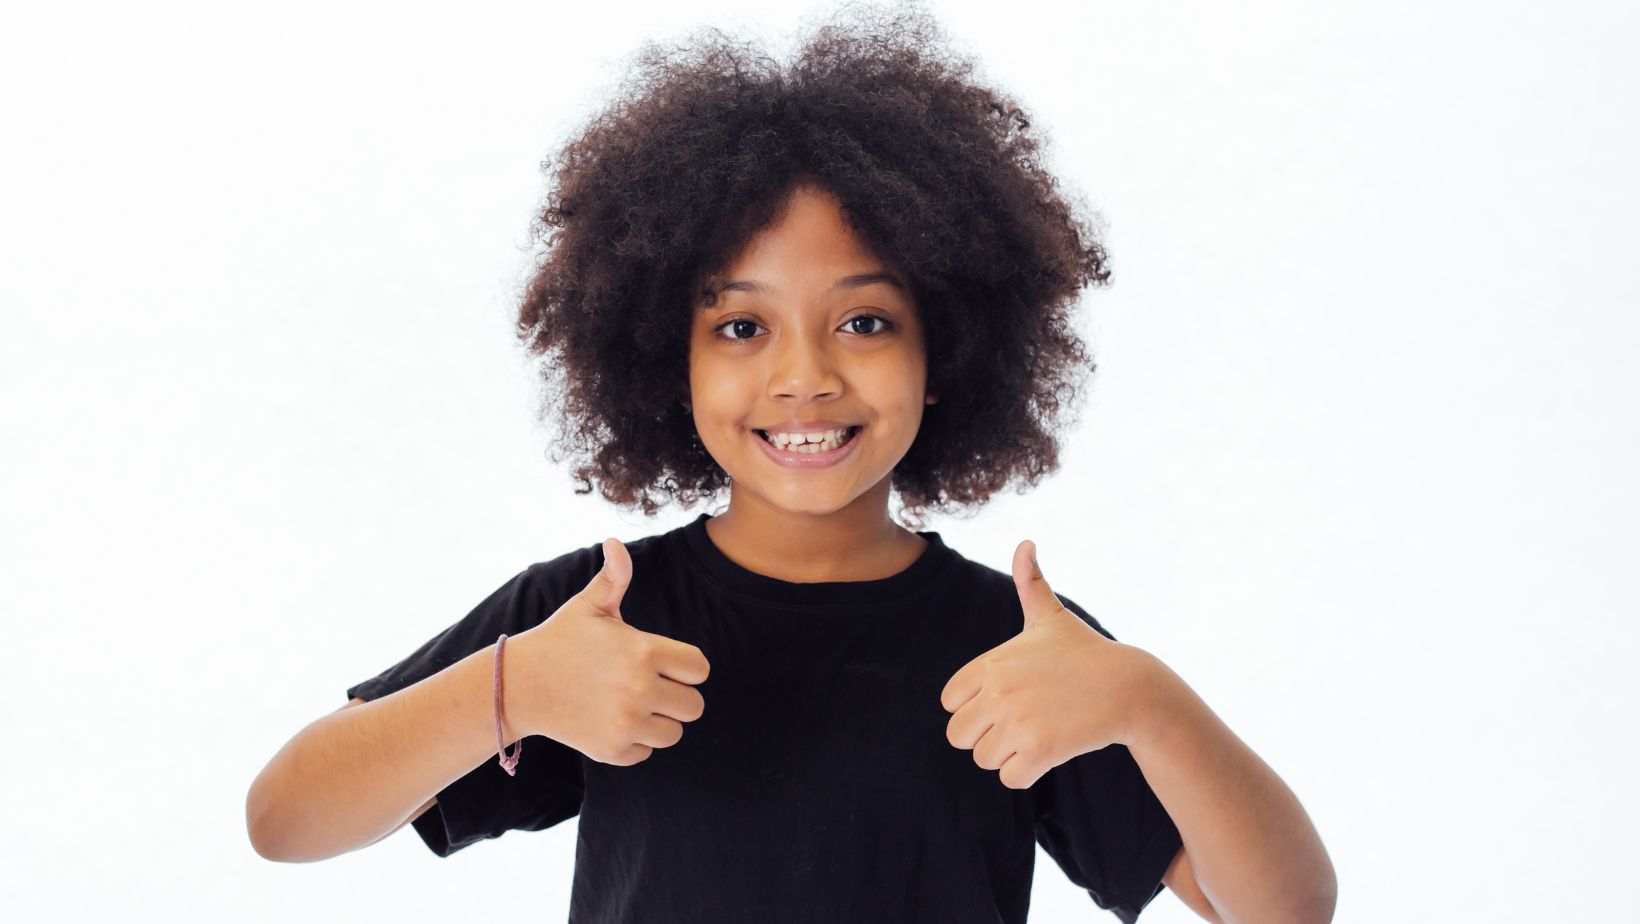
[740,478,867,515]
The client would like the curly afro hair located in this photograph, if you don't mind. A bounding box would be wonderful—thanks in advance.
[515,1,1107,529]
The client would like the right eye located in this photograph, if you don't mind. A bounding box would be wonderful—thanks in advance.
[712,318,764,341]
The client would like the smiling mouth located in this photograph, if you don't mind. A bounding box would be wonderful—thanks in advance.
[753,425,862,453]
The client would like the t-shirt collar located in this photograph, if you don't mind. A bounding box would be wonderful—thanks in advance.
[677,512,957,607]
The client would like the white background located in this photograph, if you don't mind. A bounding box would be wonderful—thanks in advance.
[3,0,1636,920]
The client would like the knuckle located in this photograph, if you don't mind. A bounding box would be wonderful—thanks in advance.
[613,712,639,741]
[630,634,657,662]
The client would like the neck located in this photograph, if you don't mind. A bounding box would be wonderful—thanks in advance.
[704,481,927,583]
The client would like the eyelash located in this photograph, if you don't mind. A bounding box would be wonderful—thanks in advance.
[711,314,895,342]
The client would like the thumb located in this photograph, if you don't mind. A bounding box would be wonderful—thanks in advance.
[582,537,633,622]
[1011,539,1063,630]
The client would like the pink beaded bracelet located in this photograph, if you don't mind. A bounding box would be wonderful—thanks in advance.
[494,633,522,775]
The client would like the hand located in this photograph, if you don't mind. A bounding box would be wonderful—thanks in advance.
[939,540,1156,789]
[512,538,712,766]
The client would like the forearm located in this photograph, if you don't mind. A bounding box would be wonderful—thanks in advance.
[1125,654,1337,924]
[246,642,524,862]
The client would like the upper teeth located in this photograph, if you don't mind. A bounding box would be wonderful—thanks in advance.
[763,427,853,449]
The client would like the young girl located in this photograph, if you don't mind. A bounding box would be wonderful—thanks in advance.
[247,5,1335,922]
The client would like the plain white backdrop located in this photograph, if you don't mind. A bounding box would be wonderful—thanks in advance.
[3,0,1636,920]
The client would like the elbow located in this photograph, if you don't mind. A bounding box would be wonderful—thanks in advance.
[246,813,314,864]
[1309,883,1339,924]
[1288,876,1338,924]
[246,777,369,864]
[1222,877,1337,924]
[1268,845,1337,924]
[245,782,282,862]
[246,776,302,863]
[248,829,284,863]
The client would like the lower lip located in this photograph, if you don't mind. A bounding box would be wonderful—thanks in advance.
[754,426,862,469]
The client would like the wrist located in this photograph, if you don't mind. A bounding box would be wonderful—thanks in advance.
[1120,650,1193,750]
[493,633,532,748]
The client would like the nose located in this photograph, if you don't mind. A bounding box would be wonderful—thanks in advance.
[767,324,842,402]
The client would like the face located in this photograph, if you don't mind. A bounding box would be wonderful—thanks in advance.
[687,183,937,519]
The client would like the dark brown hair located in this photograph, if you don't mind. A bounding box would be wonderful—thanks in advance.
[515,1,1106,528]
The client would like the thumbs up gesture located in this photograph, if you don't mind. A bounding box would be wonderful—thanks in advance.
[939,540,1161,789]
[509,538,712,766]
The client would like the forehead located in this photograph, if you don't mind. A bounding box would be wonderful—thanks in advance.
[734,185,868,257]
[701,186,908,306]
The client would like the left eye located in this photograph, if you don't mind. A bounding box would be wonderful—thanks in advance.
[844,315,891,335]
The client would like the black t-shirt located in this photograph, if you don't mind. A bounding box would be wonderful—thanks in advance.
[347,512,1182,923]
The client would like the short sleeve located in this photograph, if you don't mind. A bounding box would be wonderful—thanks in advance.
[345,543,604,857]
[1032,594,1183,923]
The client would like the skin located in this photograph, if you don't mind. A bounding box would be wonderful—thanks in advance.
[686,181,940,582]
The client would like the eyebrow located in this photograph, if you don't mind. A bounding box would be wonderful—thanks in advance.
[711,271,906,299]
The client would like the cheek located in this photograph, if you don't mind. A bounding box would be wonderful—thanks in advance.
[687,345,724,397]
[688,360,753,424]
[865,357,929,415]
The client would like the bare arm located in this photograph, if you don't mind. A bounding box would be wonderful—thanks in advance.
[1164,846,1226,924]
[341,697,438,840]
[247,541,710,863]
[245,642,527,863]
[1128,655,1336,924]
